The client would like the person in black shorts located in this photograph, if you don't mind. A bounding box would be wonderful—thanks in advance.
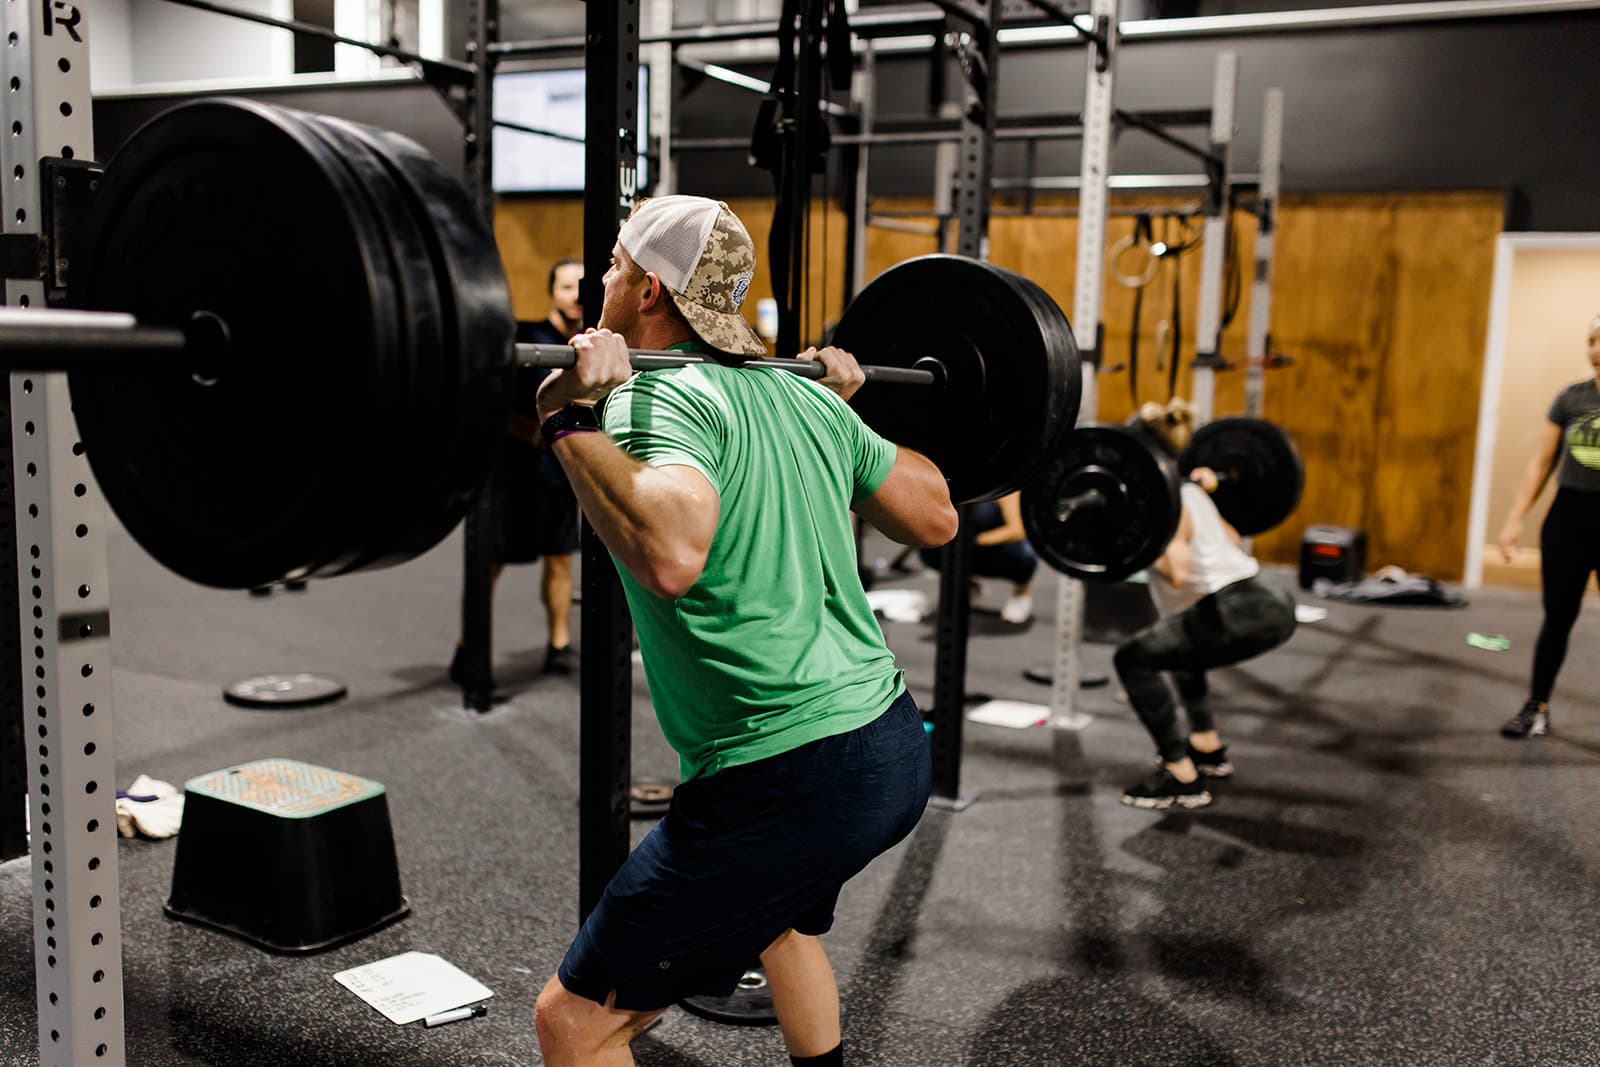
[917,491,1038,623]
[451,258,584,680]
[529,196,956,1066]
[1495,315,1600,738]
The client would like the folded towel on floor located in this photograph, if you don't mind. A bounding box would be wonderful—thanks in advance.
[116,775,184,839]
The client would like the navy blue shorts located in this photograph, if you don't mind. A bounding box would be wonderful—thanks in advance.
[557,689,930,1011]
[491,448,579,563]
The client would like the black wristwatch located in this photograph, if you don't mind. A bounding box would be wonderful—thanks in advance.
[540,403,602,445]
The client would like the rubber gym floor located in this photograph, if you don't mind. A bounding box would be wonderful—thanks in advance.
[2,519,1598,1066]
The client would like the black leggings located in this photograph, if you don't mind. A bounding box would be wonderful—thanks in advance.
[1531,489,1600,704]
[1114,577,1298,763]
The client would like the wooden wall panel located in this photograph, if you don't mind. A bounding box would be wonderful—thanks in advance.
[1368,194,1502,577]
[1251,196,1398,568]
[493,200,585,323]
[495,197,851,344]
[493,190,1503,580]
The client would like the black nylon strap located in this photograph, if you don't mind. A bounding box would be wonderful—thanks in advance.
[826,0,852,92]
[1129,282,1144,409]
[1167,247,1183,401]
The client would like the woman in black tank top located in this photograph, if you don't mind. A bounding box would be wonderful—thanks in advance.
[1495,317,1600,739]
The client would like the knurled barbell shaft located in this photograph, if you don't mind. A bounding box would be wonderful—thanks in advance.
[0,310,945,391]
[0,308,191,371]
[516,343,941,387]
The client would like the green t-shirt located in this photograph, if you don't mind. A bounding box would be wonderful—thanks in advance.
[601,346,903,782]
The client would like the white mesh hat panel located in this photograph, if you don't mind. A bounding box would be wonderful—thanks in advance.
[615,195,768,357]
[617,196,720,293]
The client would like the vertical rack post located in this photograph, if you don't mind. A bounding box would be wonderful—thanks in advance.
[1189,50,1237,425]
[458,0,499,713]
[577,0,640,921]
[927,0,1001,810]
[1244,87,1283,419]
[2,3,126,1063]
[847,42,875,299]
[1050,0,1116,730]
[0,347,20,863]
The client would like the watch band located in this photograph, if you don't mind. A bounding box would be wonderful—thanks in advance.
[540,404,602,445]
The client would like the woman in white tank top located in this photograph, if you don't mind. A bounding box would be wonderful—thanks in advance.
[1115,400,1299,811]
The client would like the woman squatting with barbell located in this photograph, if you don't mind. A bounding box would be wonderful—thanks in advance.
[1114,399,1300,810]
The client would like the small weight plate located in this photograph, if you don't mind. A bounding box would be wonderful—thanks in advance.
[1179,417,1304,536]
[628,780,674,820]
[833,255,1080,503]
[679,969,779,1026]
[223,673,348,709]
[1022,424,1181,582]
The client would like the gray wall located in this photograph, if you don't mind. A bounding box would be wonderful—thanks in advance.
[94,82,468,182]
[92,10,1600,231]
[124,0,293,85]
[674,10,1600,230]
[88,0,134,92]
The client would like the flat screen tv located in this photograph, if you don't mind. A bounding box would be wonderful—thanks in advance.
[493,66,650,194]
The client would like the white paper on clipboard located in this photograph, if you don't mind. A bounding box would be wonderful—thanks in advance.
[333,951,494,1025]
[966,700,1050,729]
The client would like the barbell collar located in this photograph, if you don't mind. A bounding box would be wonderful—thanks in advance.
[516,342,940,387]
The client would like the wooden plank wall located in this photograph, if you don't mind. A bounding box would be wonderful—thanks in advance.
[494,190,1504,580]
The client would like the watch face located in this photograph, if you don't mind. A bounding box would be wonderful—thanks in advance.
[544,405,599,438]
[563,405,599,429]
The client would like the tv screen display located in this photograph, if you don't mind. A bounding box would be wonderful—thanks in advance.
[493,67,650,194]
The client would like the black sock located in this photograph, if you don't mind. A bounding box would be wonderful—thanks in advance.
[791,1045,843,1067]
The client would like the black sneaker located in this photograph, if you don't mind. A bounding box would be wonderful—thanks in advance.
[1500,701,1549,739]
[1187,743,1234,779]
[543,644,576,676]
[1120,766,1213,810]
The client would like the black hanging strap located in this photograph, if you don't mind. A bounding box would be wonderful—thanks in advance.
[1126,213,1152,409]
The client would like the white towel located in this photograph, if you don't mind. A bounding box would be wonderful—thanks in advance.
[115,775,185,840]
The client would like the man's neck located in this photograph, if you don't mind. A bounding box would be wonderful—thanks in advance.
[548,310,581,336]
[634,321,700,353]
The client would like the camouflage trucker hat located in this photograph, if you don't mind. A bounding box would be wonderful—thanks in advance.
[617,196,768,358]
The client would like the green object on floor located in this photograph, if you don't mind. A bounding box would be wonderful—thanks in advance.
[1467,632,1511,652]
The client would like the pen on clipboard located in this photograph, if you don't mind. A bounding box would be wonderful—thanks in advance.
[422,1003,488,1028]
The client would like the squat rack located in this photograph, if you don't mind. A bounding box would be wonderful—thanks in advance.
[485,0,1102,833]
[0,0,503,1061]
[1048,35,1288,730]
[2,2,130,1062]
[0,0,1277,1060]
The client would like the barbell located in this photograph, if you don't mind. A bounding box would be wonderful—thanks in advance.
[1020,417,1304,582]
[0,98,1082,589]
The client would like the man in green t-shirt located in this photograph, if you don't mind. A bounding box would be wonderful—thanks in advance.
[531,195,957,1067]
